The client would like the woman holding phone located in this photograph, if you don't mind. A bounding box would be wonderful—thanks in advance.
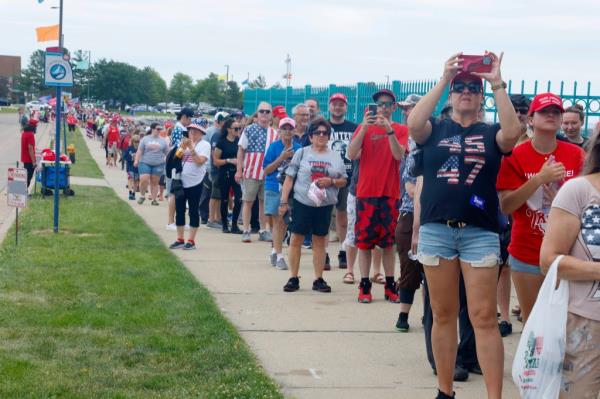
[407,52,522,399]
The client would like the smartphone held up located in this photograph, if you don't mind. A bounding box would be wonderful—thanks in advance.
[461,54,493,73]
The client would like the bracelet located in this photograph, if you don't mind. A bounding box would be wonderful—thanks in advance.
[279,202,288,206]
[491,81,507,91]
[386,130,395,136]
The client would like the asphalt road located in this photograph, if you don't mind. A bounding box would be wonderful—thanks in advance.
[0,113,24,192]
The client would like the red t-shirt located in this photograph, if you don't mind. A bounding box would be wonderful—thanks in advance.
[496,140,584,266]
[21,131,35,163]
[352,122,408,199]
[67,115,77,125]
[107,126,120,145]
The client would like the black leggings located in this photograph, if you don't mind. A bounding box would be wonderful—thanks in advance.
[175,181,203,228]
[218,170,242,226]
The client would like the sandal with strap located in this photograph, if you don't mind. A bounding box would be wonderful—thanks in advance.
[370,272,385,285]
[343,272,354,284]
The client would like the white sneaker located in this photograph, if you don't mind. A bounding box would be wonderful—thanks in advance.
[166,223,176,231]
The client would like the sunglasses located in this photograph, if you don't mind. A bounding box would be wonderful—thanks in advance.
[451,81,482,94]
[376,101,395,108]
[258,109,271,114]
[311,130,330,137]
[514,107,529,115]
[231,127,241,131]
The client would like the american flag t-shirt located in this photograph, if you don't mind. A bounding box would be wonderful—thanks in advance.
[240,123,278,180]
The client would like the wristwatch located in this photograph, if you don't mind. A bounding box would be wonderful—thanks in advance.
[386,130,394,136]
[491,81,507,91]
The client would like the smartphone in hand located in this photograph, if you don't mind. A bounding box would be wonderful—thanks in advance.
[368,104,378,116]
[461,54,493,73]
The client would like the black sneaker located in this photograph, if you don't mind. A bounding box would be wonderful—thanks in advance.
[283,277,300,292]
[338,250,347,269]
[323,253,331,271]
[183,241,196,250]
[436,389,456,399]
[312,278,331,293]
[467,364,482,375]
[169,240,185,249]
[395,312,410,332]
[499,321,512,337]
[230,225,242,234]
[222,226,230,234]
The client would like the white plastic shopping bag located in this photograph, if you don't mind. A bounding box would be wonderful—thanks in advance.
[512,255,568,399]
[307,181,327,206]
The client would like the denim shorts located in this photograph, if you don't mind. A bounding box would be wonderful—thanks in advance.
[138,162,165,177]
[417,222,500,267]
[508,255,542,275]
[264,189,280,216]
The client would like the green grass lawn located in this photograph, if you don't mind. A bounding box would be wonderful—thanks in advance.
[0,186,282,398]
[65,127,103,178]
[0,107,18,113]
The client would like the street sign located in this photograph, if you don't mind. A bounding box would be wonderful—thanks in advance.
[7,168,28,208]
[44,51,73,87]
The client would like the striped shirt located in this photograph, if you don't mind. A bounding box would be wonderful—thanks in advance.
[239,123,278,180]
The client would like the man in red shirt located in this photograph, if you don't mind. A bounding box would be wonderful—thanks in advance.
[21,119,37,187]
[347,89,408,303]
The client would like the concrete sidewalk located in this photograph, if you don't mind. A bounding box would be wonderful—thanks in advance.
[82,132,521,399]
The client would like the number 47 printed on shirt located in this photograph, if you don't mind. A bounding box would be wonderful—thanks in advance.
[437,135,485,185]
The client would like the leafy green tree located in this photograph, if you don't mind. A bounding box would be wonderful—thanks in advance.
[248,74,267,89]
[224,81,243,108]
[89,59,141,109]
[20,50,49,97]
[71,49,92,100]
[139,67,167,105]
[168,72,193,104]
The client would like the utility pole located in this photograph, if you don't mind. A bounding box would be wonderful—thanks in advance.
[284,54,292,87]
[87,50,91,101]
[225,64,229,83]
[53,0,64,233]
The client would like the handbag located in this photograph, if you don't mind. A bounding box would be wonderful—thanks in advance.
[512,255,568,399]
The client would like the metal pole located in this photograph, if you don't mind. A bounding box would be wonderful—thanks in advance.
[54,86,62,233]
[15,161,18,246]
[225,64,229,83]
[53,0,64,233]
[87,51,91,101]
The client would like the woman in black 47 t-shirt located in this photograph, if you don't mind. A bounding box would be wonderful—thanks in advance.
[407,52,521,399]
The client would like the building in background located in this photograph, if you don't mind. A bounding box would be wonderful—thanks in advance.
[0,55,22,104]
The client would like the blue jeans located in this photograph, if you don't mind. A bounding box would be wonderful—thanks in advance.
[138,162,165,177]
[418,223,500,267]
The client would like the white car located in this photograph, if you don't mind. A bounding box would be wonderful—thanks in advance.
[166,107,182,114]
[26,100,43,112]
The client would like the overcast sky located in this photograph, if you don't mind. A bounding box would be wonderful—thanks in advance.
[3,0,600,95]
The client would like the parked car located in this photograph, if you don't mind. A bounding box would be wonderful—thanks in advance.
[166,106,182,115]
[26,100,43,111]
[0,98,11,106]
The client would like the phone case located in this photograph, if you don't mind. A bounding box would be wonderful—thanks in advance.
[461,55,492,73]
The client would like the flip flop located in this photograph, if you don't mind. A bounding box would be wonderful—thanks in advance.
[343,272,354,284]
[370,273,385,285]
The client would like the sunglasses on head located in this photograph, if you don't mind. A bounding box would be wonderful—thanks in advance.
[258,109,271,114]
[311,129,330,137]
[451,81,482,94]
[376,101,395,108]
[514,107,529,115]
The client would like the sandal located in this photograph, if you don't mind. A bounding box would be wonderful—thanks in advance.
[511,305,521,316]
[370,272,385,285]
[343,272,354,284]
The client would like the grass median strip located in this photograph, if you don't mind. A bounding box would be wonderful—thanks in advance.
[65,127,104,178]
[0,186,282,398]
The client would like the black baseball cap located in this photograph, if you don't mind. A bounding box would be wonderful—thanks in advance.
[509,94,531,109]
[150,122,163,130]
[176,107,195,118]
[372,89,397,103]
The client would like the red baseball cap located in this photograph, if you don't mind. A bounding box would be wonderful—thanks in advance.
[372,89,396,103]
[528,93,565,116]
[272,105,287,119]
[329,93,348,105]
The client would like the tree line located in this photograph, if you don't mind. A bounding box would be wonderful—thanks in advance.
[14,50,271,109]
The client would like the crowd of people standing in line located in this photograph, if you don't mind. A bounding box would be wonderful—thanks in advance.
[59,51,600,399]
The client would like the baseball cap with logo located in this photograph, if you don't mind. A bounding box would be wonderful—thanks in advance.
[278,117,296,129]
[398,94,422,109]
[329,93,348,105]
[272,106,287,119]
[528,93,565,116]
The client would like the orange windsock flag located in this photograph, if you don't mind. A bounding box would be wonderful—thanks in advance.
[35,24,59,42]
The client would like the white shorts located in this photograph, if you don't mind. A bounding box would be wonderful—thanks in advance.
[343,193,356,250]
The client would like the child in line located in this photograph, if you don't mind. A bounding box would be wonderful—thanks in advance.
[124,134,140,200]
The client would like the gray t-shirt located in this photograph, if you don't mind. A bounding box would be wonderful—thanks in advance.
[286,147,347,207]
[552,176,600,322]
[139,135,168,166]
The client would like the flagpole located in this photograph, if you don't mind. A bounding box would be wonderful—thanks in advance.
[53,0,64,233]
